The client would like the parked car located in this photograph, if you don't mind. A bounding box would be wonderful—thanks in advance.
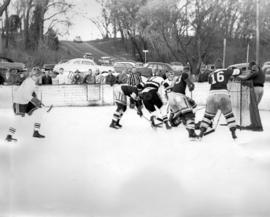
[73,36,82,43]
[0,56,26,71]
[136,62,175,78]
[170,62,184,72]
[53,58,114,75]
[110,57,127,65]
[265,67,270,82]
[83,53,94,60]
[259,61,270,81]
[42,64,55,71]
[262,61,270,71]
[135,62,144,67]
[113,61,136,73]
[98,56,114,65]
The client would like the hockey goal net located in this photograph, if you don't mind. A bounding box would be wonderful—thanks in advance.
[228,80,263,131]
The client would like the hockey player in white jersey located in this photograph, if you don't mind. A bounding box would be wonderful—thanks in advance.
[159,70,175,129]
[140,69,170,129]
[5,67,45,142]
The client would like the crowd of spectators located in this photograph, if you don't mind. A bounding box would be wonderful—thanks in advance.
[37,67,144,86]
[0,66,166,86]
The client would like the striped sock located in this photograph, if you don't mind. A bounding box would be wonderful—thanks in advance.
[34,123,41,131]
[113,111,121,122]
[9,127,16,135]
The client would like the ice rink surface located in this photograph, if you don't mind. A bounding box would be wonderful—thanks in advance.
[1,106,270,217]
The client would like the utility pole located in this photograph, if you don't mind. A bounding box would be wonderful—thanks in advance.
[222,38,226,68]
[246,43,250,63]
[143,50,148,64]
[256,0,260,64]
[0,18,2,54]
[186,0,188,36]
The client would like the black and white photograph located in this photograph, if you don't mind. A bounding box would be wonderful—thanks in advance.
[0,0,270,216]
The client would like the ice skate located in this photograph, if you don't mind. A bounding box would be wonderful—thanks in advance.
[115,120,122,128]
[109,120,120,129]
[164,121,172,130]
[150,116,162,128]
[230,127,237,140]
[188,129,198,141]
[5,134,17,142]
[33,130,45,138]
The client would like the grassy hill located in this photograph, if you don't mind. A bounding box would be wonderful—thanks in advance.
[1,38,133,67]
[58,38,134,63]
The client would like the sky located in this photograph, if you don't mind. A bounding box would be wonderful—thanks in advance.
[56,0,103,41]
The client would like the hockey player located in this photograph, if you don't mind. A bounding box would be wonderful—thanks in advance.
[167,71,197,139]
[159,70,175,129]
[5,67,45,142]
[140,69,170,129]
[198,67,240,140]
[110,84,143,129]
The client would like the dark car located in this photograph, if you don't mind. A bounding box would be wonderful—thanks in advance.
[98,56,114,65]
[113,61,136,73]
[42,64,55,71]
[83,53,94,60]
[73,36,82,43]
[0,56,26,71]
[136,62,175,78]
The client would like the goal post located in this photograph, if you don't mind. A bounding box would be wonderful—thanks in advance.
[228,80,263,131]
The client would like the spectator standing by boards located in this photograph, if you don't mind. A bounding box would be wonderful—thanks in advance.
[117,69,128,84]
[41,69,52,85]
[83,69,96,84]
[238,61,265,105]
[105,70,117,86]
[71,70,83,84]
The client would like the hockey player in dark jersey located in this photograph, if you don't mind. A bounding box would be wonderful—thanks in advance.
[199,67,240,139]
[167,71,197,140]
[110,84,143,129]
[140,70,171,129]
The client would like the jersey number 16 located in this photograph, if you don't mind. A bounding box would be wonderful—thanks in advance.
[210,71,224,84]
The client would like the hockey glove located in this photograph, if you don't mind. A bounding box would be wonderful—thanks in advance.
[130,98,136,109]
[137,109,143,117]
[186,97,197,109]
[130,103,135,109]
[30,97,42,108]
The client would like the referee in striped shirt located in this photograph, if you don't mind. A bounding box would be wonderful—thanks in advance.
[128,67,142,87]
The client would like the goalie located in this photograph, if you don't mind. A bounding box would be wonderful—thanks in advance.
[5,67,46,142]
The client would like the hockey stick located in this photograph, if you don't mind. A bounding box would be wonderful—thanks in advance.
[41,103,54,113]
[135,107,163,128]
[204,110,222,136]
[193,105,205,113]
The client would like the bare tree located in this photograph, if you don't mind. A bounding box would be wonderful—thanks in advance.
[0,0,11,16]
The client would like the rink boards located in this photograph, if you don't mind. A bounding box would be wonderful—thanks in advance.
[0,83,269,110]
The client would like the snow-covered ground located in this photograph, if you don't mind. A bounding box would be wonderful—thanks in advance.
[0,106,270,217]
